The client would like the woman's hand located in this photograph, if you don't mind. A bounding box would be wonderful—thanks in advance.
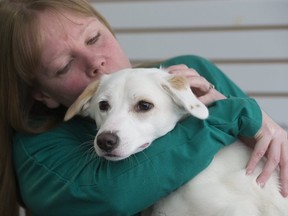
[246,111,288,197]
[165,64,226,105]
[166,64,288,197]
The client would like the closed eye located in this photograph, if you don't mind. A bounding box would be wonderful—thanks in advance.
[56,59,73,76]
[86,33,100,45]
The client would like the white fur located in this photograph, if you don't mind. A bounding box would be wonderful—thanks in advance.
[65,68,288,216]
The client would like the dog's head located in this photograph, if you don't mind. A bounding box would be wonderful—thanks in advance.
[65,68,208,161]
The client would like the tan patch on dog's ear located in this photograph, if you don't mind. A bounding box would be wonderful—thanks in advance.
[167,76,188,90]
[64,80,100,121]
[162,74,209,119]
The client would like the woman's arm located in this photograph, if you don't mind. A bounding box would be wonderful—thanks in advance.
[13,97,261,216]
[161,55,288,197]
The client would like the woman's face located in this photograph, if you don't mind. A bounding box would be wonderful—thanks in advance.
[34,10,131,108]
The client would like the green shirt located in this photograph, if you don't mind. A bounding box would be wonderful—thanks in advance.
[13,55,262,216]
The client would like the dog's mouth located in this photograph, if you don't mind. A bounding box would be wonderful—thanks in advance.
[135,142,151,153]
[104,154,124,161]
[139,143,150,149]
[102,142,151,161]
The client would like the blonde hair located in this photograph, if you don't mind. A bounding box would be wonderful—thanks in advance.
[0,1,114,215]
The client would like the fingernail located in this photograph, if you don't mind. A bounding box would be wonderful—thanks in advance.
[257,181,265,188]
[246,169,252,175]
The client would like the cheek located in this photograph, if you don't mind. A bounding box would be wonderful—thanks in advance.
[50,76,90,106]
[63,77,89,98]
[103,38,131,70]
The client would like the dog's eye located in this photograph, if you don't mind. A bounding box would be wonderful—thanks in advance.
[135,100,154,112]
[99,101,110,111]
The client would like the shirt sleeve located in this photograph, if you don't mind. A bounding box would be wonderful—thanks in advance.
[160,55,263,137]
[13,56,262,216]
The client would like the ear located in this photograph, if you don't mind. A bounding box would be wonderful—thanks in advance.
[64,80,100,121]
[33,91,60,108]
[162,75,209,119]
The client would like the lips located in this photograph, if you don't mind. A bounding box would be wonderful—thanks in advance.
[101,142,151,161]
[140,143,150,148]
[103,154,125,161]
[105,153,118,157]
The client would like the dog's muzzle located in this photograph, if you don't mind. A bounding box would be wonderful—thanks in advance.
[97,131,119,153]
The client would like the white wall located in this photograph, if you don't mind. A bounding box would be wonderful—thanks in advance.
[92,0,288,128]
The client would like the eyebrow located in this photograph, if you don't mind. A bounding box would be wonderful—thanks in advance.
[78,18,98,37]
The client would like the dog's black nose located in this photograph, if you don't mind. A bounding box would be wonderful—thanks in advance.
[97,132,119,152]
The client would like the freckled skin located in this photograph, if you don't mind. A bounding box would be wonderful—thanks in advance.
[34,10,131,107]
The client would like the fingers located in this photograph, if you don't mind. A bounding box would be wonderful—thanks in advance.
[198,88,226,105]
[166,64,214,97]
[248,137,288,197]
[256,139,280,187]
[166,64,200,77]
[165,64,226,105]
[188,76,214,95]
[246,135,270,176]
[280,141,288,197]
[246,111,288,197]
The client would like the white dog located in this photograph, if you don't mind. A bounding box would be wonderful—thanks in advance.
[65,68,287,216]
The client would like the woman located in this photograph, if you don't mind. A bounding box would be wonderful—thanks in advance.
[0,1,287,216]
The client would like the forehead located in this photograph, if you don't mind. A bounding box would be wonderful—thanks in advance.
[37,9,96,35]
[36,10,101,66]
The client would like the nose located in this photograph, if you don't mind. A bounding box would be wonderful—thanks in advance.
[88,57,106,77]
[97,131,119,152]
[81,50,106,77]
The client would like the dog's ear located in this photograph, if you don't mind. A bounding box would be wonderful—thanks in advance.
[162,75,209,119]
[64,80,100,121]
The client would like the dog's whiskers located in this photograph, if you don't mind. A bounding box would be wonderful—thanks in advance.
[127,155,138,167]
[69,139,99,169]
[140,151,150,161]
